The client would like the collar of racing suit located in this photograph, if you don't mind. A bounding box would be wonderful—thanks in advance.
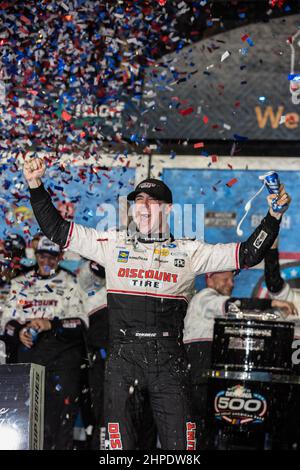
[136,233,175,243]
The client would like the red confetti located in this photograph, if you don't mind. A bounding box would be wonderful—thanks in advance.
[270,0,286,7]
[61,110,72,121]
[241,34,249,42]
[226,178,238,188]
[179,107,194,116]
[193,142,204,149]
[20,15,31,25]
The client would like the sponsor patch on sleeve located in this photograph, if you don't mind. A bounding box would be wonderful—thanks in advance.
[253,230,268,249]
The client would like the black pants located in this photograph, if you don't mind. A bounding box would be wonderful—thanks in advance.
[104,339,194,450]
[184,341,212,450]
[44,367,82,450]
[85,349,158,450]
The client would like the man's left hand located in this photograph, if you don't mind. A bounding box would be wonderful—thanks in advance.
[267,184,291,219]
[27,318,52,332]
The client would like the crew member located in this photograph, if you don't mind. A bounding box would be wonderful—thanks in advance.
[183,270,296,449]
[1,236,87,450]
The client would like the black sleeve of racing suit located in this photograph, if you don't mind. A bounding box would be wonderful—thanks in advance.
[50,317,87,341]
[264,247,285,294]
[224,297,272,313]
[239,212,281,268]
[29,184,70,247]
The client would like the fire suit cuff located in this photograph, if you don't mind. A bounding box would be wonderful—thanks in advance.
[265,211,281,229]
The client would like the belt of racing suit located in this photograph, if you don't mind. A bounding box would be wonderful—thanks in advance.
[111,327,181,341]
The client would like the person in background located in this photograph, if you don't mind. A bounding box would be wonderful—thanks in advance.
[0,233,30,287]
[77,260,108,449]
[1,236,87,450]
[265,239,300,340]
[183,270,296,449]
[264,238,300,449]
[0,233,33,356]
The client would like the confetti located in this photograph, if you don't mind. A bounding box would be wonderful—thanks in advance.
[179,107,194,116]
[221,51,231,62]
[61,111,72,122]
[226,178,238,188]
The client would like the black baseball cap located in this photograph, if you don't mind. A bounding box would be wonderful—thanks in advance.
[127,178,173,203]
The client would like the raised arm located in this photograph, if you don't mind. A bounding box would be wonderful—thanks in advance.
[239,184,290,268]
[24,159,70,246]
[24,159,108,265]
[191,183,291,274]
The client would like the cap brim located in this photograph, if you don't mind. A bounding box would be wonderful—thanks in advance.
[127,188,159,201]
[127,188,172,203]
[36,249,60,256]
[127,190,138,201]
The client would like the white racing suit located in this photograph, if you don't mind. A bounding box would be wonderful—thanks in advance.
[28,183,281,450]
[1,267,87,449]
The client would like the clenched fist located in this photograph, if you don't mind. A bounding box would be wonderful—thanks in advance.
[23,158,46,188]
[267,184,291,219]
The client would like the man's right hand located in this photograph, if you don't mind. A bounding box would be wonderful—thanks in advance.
[19,328,34,349]
[23,158,46,188]
[271,299,298,318]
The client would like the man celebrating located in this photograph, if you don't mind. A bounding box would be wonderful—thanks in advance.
[23,158,290,450]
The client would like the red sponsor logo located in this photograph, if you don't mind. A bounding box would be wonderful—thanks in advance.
[18,299,58,308]
[186,422,196,450]
[118,268,178,283]
[108,423,122,450]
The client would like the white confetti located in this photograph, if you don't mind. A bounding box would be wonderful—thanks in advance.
[221,50,231,62]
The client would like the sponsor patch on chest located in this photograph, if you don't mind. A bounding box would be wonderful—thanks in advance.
[118,267,178,283]
[174,259,185,268]
[117,250,129,263]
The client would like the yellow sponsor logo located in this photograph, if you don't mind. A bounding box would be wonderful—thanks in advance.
[154,248,169,256]
[117,250,129,263]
